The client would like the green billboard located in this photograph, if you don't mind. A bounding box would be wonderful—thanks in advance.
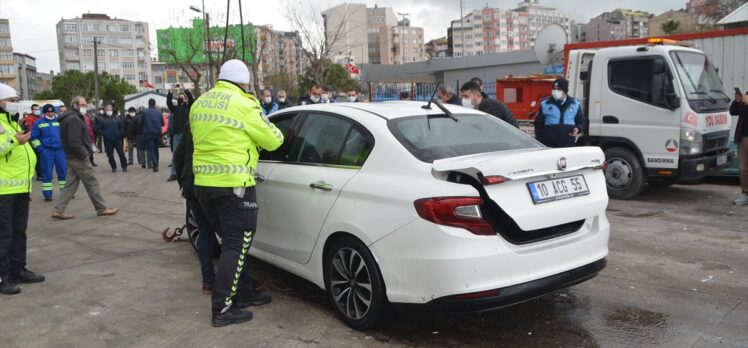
[157,18,255,64]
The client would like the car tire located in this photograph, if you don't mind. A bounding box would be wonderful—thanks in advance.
[648,177,678,187]
[324,236,390,330]
[186,206,221,257]
[161,134,170,148]
[604,147,646,200]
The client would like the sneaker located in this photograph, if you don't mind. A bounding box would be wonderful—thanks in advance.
[13,268,45,284]
[97,208,120,216]
[44,197,53,202]
[153,168,159,172]
[52,212,74,220]
[734,193,748,205]
[0,278,20,295]
[211,307,253,327]
[235,292,272,308]
[167,175,177,182]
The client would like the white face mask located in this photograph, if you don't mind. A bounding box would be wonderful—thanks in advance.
[79,107,87,115]
[33,110,40,116]
[263,97,272,104]
[348,96,357,102]
[552,90,565,101]
[106,111,113,116]
[462,98,474,108]
[310,95,320,103]
[278,97,286,103]
[45,115,55,120]
[321,94,330,102]
[128,112,135,117]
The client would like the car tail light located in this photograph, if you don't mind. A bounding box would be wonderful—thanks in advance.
[481,175,510,185]
[414,197,495,236]
[450,289,500,300]
[595,162,608,170]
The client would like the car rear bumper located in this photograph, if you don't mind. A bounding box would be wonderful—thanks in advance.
[370,214,609,305]
[397,258,606,312]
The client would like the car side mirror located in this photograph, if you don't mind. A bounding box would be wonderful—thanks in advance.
[665,92,680,110]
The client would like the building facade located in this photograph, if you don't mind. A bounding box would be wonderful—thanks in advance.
[56,13,152,90]
[0,19,15,88]
[448,2,569,57]
[13,53,37,99]
[585,9,652,42]
[323,3,426,65]
[426,37,449,59]
[649,10,700,36]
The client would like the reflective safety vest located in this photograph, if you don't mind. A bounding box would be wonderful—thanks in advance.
[0,110,36,195]
[190,80,284,188]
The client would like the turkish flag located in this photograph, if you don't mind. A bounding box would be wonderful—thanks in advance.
[143,81,155,89]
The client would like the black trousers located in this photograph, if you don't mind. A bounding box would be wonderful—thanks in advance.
[195,186,258,314]
[0,193,29,280]
[103,137,127,170]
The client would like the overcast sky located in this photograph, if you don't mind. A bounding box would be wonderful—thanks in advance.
[2,0,688,74]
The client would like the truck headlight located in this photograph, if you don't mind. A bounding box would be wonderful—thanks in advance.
[680,129,702,155]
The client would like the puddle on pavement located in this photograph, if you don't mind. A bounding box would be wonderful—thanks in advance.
[614,211,665,218]
[605,307,667,328]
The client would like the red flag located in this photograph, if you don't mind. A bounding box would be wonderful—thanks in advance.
[143,81,155,89]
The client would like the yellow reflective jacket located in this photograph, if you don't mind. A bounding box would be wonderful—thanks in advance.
[0,110,36,195]
[190,81,283,187]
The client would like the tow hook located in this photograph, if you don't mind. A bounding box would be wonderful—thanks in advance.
[162,225,187,242]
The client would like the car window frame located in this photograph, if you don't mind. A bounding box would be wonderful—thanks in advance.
[262,111,375,169]
[607,55,676,110]
[259,111,302,162]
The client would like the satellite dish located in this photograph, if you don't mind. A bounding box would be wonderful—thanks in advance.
[534,24,568,65]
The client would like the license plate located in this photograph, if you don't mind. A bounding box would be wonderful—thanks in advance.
[716,154,727,166]
[527,175,590,204]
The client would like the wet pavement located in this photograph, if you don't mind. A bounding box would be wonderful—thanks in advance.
[1,149,746,347]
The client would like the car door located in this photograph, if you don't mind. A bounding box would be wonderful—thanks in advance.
[255,112,300,250]
[262,112,374,264]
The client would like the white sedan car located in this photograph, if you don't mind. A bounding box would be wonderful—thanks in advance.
[188,100,610,329]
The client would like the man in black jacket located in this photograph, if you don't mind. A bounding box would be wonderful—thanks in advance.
[124,107,137,165]
[298,84,323,105]
[166,90,194,182]
[52,96,119,220]
[174,122,216,294]
[460,81,518,127]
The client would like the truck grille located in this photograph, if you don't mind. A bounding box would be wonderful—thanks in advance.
[703,130,729,154]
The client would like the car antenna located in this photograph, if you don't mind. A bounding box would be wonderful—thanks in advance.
[422,81,458,130]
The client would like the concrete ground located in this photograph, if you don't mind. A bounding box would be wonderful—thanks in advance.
[1,148,746,348]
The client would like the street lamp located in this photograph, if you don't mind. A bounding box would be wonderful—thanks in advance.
[397,12,410,65]
[190,1,212,89]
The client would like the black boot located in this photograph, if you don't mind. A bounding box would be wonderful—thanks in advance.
[211,307,253,327]
[235,292,272,308]
[0,276,21,295]
[14,268,45,284]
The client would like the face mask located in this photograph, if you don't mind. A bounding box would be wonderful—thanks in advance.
[279,97,286,103]
[462,98,474,108]
[79,107,87,115]
[263,97,272,104]
[310,95,320,103]
[552,90,565,101]
[348,96,357,102]
[321,94,330,102]
[45,115,55,120]
[106,111,113,116]
[33,110,41,116]
[129,112,135,117]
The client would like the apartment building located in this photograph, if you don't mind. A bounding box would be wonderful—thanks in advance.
[13,53,37,99]
[585,9,652,42]
[0,19,15,88]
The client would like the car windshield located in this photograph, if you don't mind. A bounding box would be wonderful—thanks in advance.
[670,51,729,103]
[388,113,542,163]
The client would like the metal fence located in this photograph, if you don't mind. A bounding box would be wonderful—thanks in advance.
[369,80,496,102]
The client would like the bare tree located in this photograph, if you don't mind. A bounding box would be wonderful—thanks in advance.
[284,0,357,87]
[163,28,205,95]
[251,25,273,95]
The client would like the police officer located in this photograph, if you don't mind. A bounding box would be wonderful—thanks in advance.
[534,78,586,148]
[30,104,67,201]
[0,83,45,295]
[190,59,283,327]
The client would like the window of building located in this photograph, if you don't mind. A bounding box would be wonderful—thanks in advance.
[66,63,80,71]
[80,36,93,45]
[109,49,119,57]
[0,64,12,73]
[82,49,93,57]
[119,37,132,45]
[0,52,11,60]
[139,72,148,81]
[64,35,77,43]
[154,76,163,84]
[109,62,120,69]
[107,24,117,32]
[65,49,78,57]
[138,62,147,69]
[92,24,101,32]
[123,50,134,57]
[122,61,135,69]
[120,24,130,32]
[135,25,145,33]
[97,49,105,56]
[124,73,136,81]
[0,24,9,33]
[64,23,78,32]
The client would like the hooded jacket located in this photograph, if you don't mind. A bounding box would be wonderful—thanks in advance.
[59,109,93,160]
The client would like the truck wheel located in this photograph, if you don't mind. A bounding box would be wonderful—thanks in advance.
[604,147,646,200]
[648,177,678,187]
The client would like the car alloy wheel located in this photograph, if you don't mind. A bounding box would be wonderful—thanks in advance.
[330,247,373,320]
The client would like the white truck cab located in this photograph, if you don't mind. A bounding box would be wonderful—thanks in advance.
[567,40,733,199]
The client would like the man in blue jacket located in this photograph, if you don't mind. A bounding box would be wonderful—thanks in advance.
[259,89,279,116]
[95,104,128,172]
[30,104,66,201]
[534,78,586,148]
[142,99,164,172]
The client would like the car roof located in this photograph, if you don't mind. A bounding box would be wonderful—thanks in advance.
[278,101,486,120]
